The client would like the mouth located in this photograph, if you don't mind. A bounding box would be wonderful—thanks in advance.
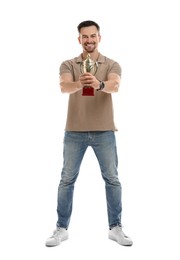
[85,43,95,47]
[84,43,95,51]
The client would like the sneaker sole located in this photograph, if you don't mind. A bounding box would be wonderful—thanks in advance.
[45,235,69,247]
[108,235,133,246]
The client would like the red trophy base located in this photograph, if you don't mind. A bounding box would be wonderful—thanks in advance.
[82,87,94,96]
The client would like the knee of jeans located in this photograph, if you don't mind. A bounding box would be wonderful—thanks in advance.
[110,177,121,186]
[60,170,78,186]
[103,173,121,186]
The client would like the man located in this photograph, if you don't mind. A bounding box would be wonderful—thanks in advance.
[46,20,133,247]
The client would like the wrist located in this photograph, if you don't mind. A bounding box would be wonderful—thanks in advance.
[97,81,105,91]
[77,81,83,90]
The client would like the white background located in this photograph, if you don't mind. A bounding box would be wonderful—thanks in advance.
[0,0,180,259]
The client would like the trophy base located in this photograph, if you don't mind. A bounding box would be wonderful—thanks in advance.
[82,87,94,96]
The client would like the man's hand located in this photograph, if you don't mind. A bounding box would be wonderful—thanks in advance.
[79,73,99,90]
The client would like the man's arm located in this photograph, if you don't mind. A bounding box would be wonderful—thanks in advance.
[102,73,121,93]
[79,72,121,94]
[60,73,83,94]
[60,72,121,94]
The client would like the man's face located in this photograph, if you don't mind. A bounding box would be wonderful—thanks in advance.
[78,25,101,53]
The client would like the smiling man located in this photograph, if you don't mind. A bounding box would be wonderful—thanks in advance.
[45,20,133,247]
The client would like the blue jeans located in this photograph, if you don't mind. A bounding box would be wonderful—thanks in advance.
[57,131,122,229]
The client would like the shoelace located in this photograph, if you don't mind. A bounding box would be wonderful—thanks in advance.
[116,226,129,238]
[51,229,62,238]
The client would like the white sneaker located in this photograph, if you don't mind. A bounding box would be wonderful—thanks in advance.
[45,227,69,247]
[108,225,133,246]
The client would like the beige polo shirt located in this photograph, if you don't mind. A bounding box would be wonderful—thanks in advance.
[59,53,121,131]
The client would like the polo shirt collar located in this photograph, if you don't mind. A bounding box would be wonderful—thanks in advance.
[75,53,105,64]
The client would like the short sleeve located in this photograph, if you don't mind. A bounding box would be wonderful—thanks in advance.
[59,60,73,76]
[109,61,122,77]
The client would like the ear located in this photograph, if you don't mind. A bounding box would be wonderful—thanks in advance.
[78,36,81,44]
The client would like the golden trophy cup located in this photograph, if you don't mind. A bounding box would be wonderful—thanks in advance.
[80,54,98,96]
